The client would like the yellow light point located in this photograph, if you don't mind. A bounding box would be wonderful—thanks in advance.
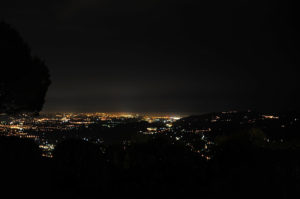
[166,123,173,128]
[262,115,279,119]
[147,127,157,131]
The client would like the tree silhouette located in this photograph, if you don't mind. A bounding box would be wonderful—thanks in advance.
[0,22,51,115]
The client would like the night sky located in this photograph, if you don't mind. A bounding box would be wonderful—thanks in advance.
[1,0,299,113]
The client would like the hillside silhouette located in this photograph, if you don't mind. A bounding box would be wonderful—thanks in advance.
[1,129,300,198]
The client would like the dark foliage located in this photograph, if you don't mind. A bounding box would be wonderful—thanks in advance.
[0,136,51,196]
[52,139,108,195]
[0,22,51,115]
[1,130,300,198]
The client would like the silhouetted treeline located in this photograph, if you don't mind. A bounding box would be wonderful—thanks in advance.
[1,131,300,198]
[0,136,52,196]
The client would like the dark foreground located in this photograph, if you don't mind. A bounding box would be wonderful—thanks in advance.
[1,133,300,199]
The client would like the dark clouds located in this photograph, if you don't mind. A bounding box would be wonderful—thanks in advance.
[1,0,299,113]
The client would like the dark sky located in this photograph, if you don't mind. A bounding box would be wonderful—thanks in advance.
[1,0,299,113]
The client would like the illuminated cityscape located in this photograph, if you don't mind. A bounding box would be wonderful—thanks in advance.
[0,112,182,157]
[1,111,298,159]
